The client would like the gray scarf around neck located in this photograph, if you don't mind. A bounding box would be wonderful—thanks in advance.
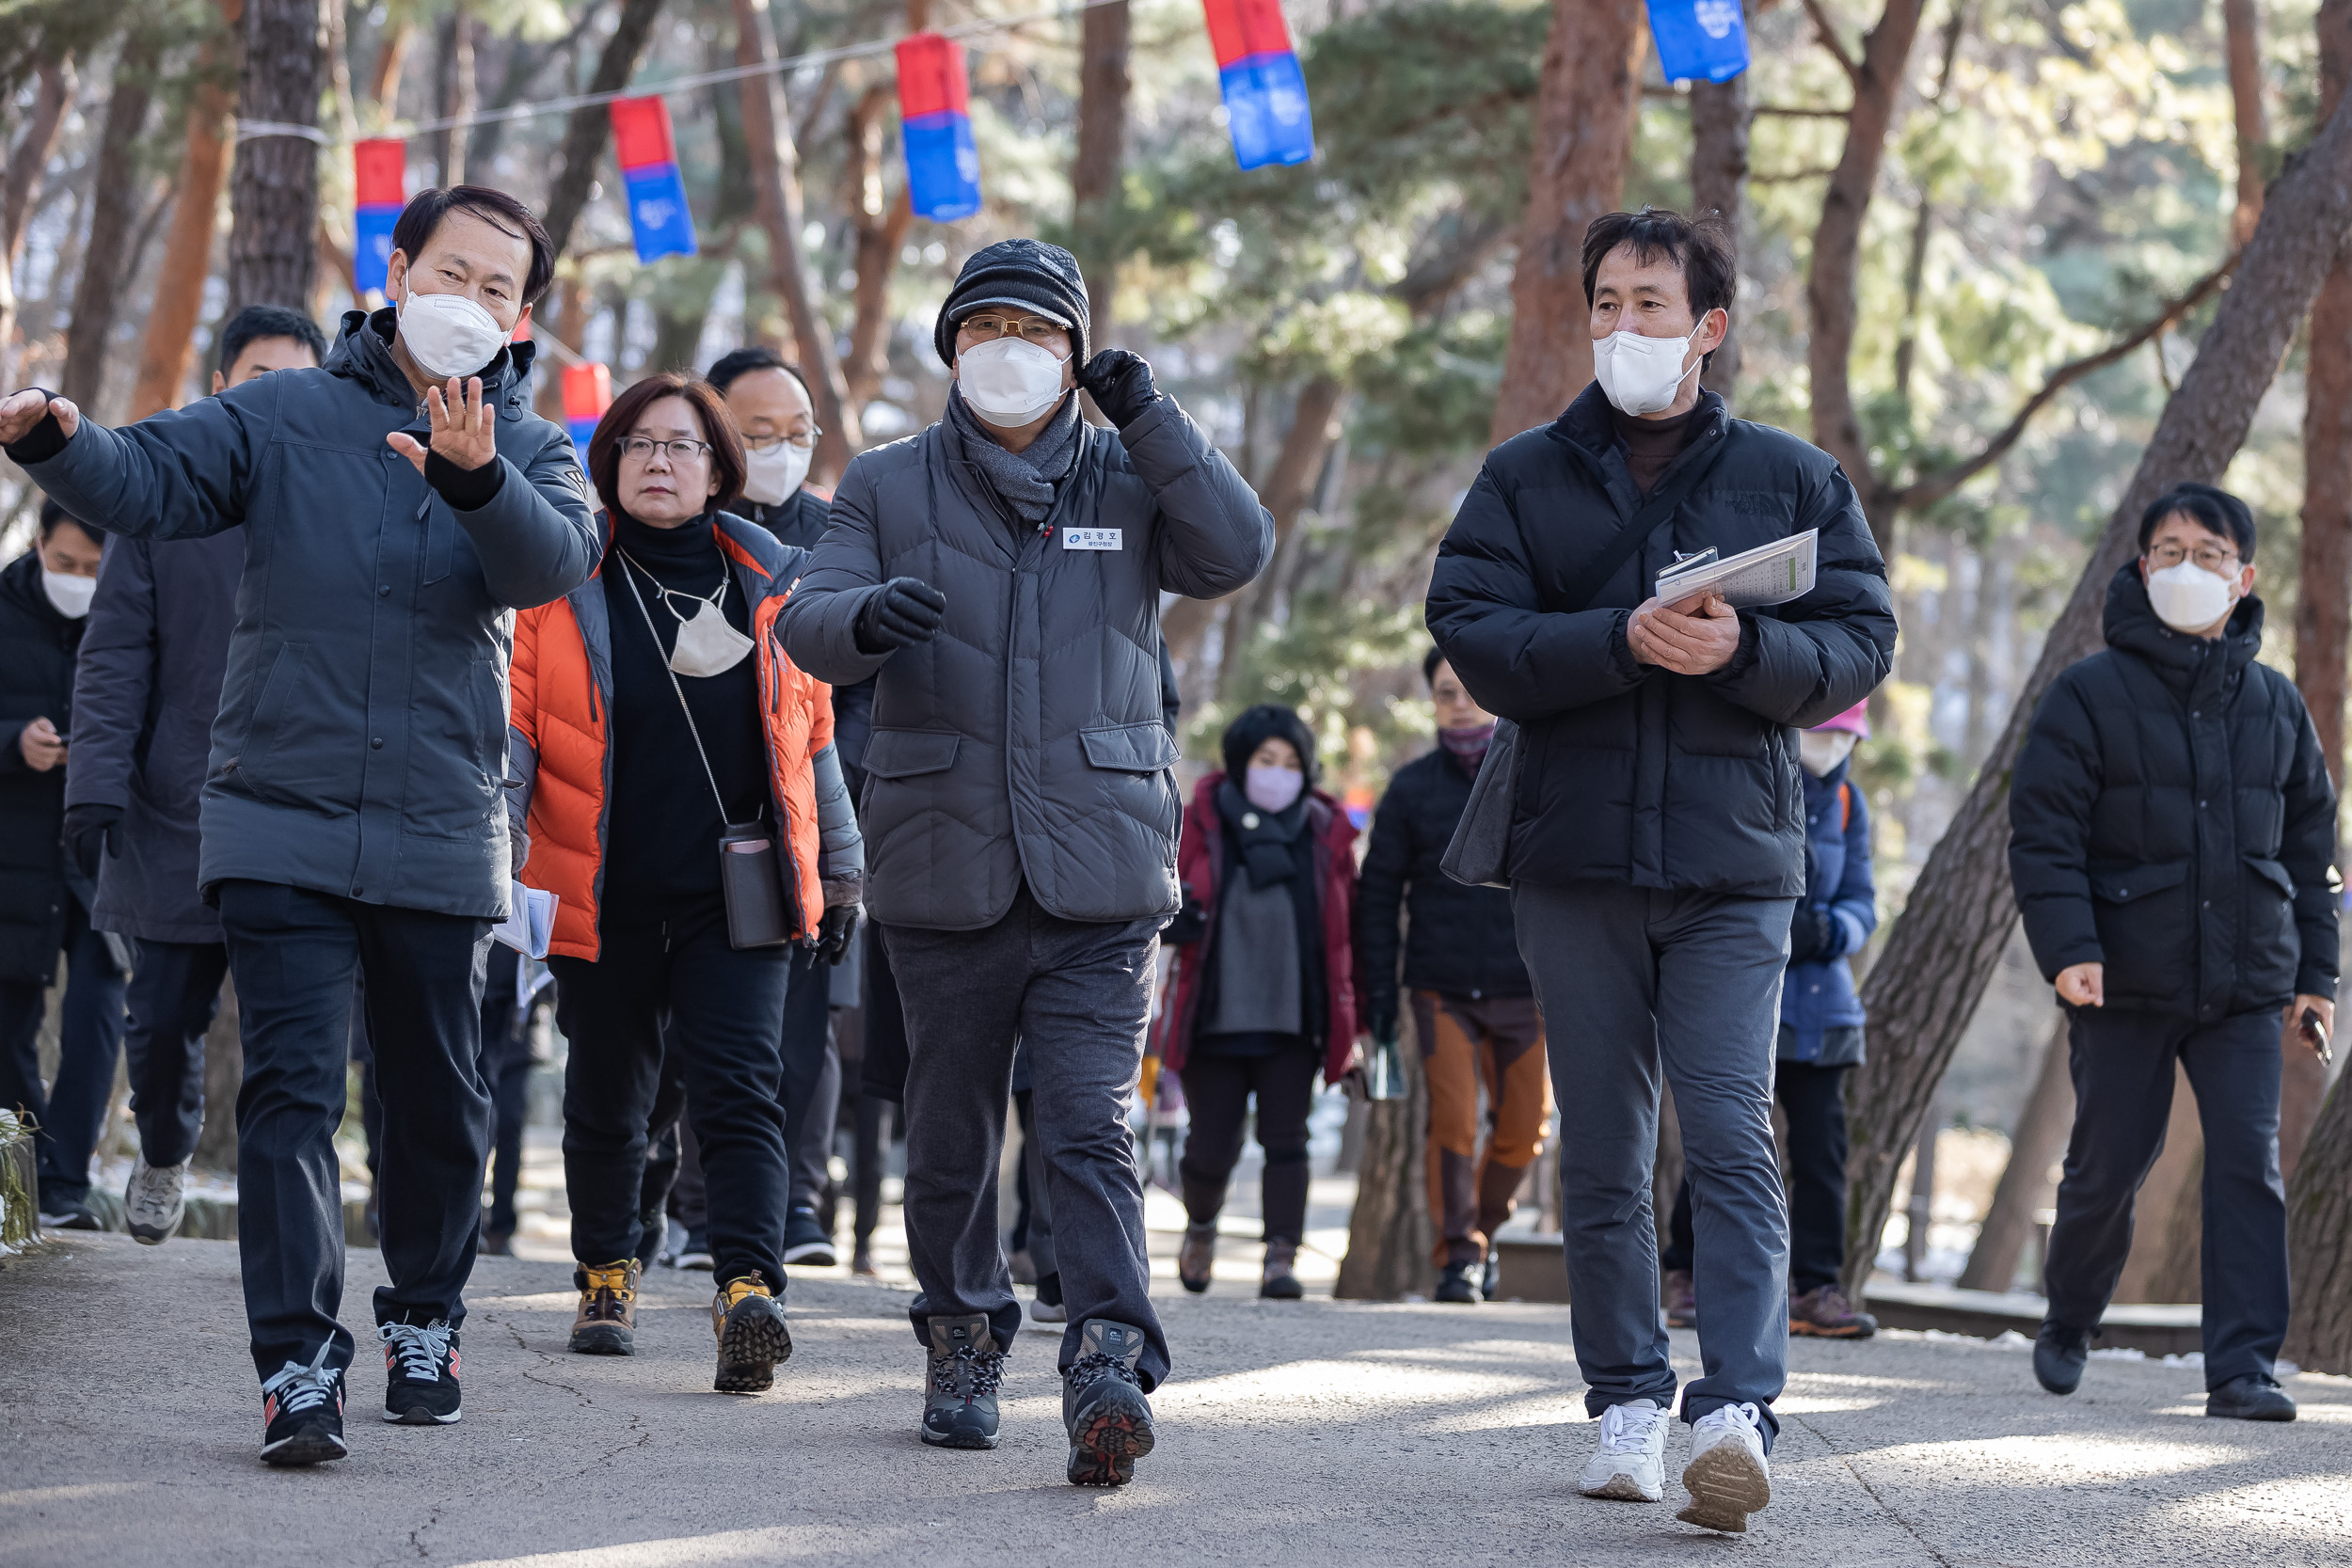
[948,386,1083,527]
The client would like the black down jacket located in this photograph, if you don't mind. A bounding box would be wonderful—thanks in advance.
[10,309,597,919]
[64,531,242,943]
[779,396,1271,930]
[0,550,85,982]
[2010,565,2339,1020]
[1424,386,1896,896]
[1353,744,1531,1027]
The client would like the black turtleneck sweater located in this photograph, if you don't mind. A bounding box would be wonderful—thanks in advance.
[1611,404,1699,500]
[600,512,766,906]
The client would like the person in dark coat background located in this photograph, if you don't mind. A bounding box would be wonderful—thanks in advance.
[1156,705,1360,1303]
[1354,649,1547,1307]
[2010,483,2337,1423]
[61,305,326,1247]
[1660,702,1879,1340]
[0,499,116,1227]
[0,184,598,1465]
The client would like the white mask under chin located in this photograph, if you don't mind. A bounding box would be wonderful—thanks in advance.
[397,289,508,382]
[740,440,814,507]
[958,337,1070,428]
[2145,561,2236,633]
[1593,326,1698,417]
[1799,729,1857,779]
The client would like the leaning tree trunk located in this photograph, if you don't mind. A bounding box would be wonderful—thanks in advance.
[1336,1007,1435,1299]
[130,2,237,420]
[732,0,861,483]
[1956,1012,2074,1292]
[2284,1066,2352,1371]
[226,0,326,316]
[60,28,161,414]
[1687,47,1748,404]
[1486,0,1645,444]
[541,0,668,261]
[1838,86,2352,1304]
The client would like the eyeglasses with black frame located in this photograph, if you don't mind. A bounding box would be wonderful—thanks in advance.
[2144,541,2241,574]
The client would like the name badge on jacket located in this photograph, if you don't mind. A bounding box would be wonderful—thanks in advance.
[1063,529,1122,551]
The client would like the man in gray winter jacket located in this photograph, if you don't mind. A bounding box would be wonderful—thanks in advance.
[0,187,597,1467]
[779,238,1272,1486]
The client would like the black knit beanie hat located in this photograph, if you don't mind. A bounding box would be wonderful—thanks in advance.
[932,238,1090,370]
[1221,704,1320,786]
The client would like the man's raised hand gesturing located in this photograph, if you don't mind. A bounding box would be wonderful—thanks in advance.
[0,388,79,448]
[387,376,498,474]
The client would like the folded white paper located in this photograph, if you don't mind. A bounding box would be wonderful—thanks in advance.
[492,880,558,959]
[1655,528,1818,609]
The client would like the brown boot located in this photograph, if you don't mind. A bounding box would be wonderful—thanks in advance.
[569,1259,640,1355]
[1178,1223,1216,1294]
[1662,1268,1696,1329]
[1789,1283,1877,1338]
[711,1275,793,1392]
[1260,1240,1304,1300]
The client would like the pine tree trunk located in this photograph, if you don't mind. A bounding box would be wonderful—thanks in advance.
[1839,84,2352,1305]
[60,29,161,414]
[840,88,912,414]
[1956,1013,2074,1292]
[2224,0,2270,247]
[1071,0,1132,343]
[2284,1067,2352,1371]
[1486,0,1645,444]
[129,6,237,420]
[225,0,327,316]
[0,55,78,388]
[1687,53,1747,405]
[1336,1007,1435,1299]
[541,0,669,261]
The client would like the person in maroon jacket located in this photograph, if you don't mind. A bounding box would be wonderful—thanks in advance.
[1155,705,1360,1300]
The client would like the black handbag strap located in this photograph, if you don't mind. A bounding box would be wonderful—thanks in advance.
[1557,429,1734,614]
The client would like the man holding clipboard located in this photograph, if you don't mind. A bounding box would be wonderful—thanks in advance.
[1426,208,1895,1532]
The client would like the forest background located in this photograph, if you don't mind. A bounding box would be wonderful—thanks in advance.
[6,0,2352,1359]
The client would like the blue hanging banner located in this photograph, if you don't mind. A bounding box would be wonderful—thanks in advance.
[1202,0,1315,169]
[896,33,983,222]
[1647,0,1750,84]
[610,96,699,261]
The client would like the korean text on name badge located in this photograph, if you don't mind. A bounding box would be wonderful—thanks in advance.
[1063,529,1122,550]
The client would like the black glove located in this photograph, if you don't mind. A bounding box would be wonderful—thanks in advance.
[1078,349,1162,429]
[1368,1000,1398,1047]
[817,901,864,965]
[1788,907,1836,966]
[62,802,122,882]
[1164,890,1209,946]
[851,577,947,656]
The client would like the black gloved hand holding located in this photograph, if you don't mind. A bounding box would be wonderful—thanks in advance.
[1078,349,1162,429]
[62,802,122,882]
[852,577,947,656]
[818,901,864,965]
[1787,907,1836,966]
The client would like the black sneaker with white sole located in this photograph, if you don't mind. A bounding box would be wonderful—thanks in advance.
[380,1320,463,1424]
[781,1206,837,1267]
[1062,1319,1156,1487]
[260,1346,349,1466]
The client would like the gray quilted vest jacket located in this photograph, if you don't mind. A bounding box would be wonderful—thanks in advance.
[778,396,1272,930]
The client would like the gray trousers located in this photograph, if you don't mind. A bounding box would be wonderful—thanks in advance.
[882,883,1168,1386]
[1513,879,1793,1444]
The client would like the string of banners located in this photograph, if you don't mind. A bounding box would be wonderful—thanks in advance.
[353,0,1323,289]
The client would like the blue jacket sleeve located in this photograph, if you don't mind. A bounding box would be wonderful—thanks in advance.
[449,425,598,610]
[17,386,272,542]
[1826,781,1879,958]
[62,535,156,812]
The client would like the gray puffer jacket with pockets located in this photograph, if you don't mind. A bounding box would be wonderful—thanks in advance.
[778,396,1271,931]
[12,308,597,920]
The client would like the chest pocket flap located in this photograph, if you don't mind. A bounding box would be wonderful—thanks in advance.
[1080,721,1181,772]
[2090,861,2190,903]
[862,728,960,779]
[2246,856,2296,898]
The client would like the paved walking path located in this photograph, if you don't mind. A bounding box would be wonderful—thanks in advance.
[4,1232,2347,1566]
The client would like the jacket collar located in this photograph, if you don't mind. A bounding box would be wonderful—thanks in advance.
[2101,561,2262,702]
[327,307,536,414]
[1549,381,1731,465]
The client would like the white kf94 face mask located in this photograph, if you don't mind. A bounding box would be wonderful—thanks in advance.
[1593,325,1701,417]
[740,439,815,507]
[2145,560,2237,634]
[958,337,1070,428]
[397,289,509,382]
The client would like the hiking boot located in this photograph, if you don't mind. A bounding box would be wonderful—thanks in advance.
[260,1345,347,1466]
[1789,1283,1877,1338]
[37,1200,99,1231]
[2206,1373,2296,1421]
[1435,1261,1480,1304]
[480,1226,515,1258]
[1031,1270,1068,1324]
[1261,1240,1305,1300]
[2034,1319,2090,1396]
[570,1260,640,1355]
[710,1275,791,1393]
[1063,1319,1156,1487]
[124,1154,188,1245]
[782,1205,836,1267]
[1662,1268,1696,1329]
[850,1241,878,1276]
[1677,1401,1771,1532]
[1177,1222,1216,1293]
[1579,1398,1667,1502]
[921,1314,1004,1449]
[379,1319,462,1425]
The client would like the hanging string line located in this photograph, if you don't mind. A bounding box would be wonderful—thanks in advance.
[382,0,1131,139]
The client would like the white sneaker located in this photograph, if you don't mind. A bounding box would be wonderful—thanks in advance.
[124,1154,189,1245]
[1678,1401,1772,1532]
[1578,1398,1666,1501]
